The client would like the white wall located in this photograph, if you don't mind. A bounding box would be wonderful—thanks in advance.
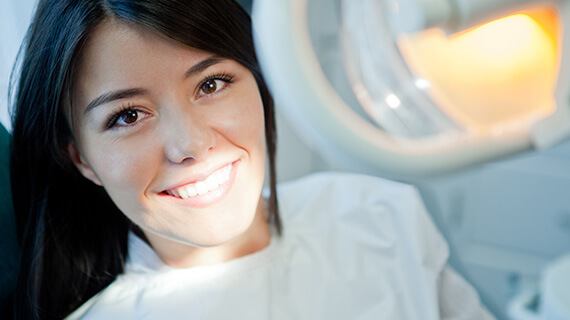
[0,0,37,131]
[274,110,329,182]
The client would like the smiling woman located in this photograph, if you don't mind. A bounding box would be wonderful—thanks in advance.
[10,1,278,318]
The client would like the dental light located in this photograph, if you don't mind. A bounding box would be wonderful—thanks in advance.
[253,0,569,178]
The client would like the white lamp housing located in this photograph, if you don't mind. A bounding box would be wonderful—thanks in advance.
[253,0,570,178]
[391,0,558,32]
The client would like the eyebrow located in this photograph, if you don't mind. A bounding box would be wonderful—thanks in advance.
[84,88,148,115]
[184,55,224,79]
[84,55,225,115]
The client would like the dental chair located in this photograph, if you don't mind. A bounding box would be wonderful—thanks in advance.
[0,123,17,317]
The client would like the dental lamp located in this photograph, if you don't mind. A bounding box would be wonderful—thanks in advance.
[253,1,570,319]
[253,0,568,178]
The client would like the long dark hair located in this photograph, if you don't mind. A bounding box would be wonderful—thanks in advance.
[10,1,281,318]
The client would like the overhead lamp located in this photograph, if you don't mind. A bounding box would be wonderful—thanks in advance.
[253,0,568,177]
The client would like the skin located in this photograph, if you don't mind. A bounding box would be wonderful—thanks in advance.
[67,19,271,268]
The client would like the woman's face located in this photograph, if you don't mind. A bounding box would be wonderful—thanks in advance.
[69,20,267,248]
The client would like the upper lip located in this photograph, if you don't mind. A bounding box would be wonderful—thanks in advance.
[161,160,237,192]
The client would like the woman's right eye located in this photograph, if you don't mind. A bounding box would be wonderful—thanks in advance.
[106,107,149,129]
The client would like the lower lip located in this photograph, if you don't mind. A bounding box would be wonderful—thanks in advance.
[160,160,240,209]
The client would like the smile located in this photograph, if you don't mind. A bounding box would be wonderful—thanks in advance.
[160,160,240,208]
[166,163,232,199]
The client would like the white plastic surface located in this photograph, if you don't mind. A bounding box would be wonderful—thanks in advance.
[508,255,570,320]
[542,255,570,320]
[0,0,37,131]
[449,0,553,31]
[387,0,453,33]
[533,0,570,148]
[253,0,534,178]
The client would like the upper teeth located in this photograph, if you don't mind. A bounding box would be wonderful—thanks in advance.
[166,164,232,199]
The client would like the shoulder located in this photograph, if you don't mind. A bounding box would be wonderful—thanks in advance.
[277,171,449,270]
[278,171,417,210]
[277,171,425,226]
[65,274,143,319]
[278,170,413,192]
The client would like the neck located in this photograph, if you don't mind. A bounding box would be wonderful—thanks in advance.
[143,199,271,268]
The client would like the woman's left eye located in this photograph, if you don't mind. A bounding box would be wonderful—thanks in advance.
[197,74,234,98]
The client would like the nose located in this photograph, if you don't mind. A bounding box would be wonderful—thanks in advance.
[162,108,216,164]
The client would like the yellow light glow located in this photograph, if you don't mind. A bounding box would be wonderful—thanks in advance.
[397,8,559,132]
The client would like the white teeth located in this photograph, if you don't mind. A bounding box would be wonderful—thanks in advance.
[204,179,217,192]
[178,188,189,199]
[209,172,221,185]
[195,181,208,195]
[186,185,198,197]
[223,168,230,177]
[167,163,233,199]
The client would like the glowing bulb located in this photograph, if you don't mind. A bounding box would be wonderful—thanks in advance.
[397,7,559,131]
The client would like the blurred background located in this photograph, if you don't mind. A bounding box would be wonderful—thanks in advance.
[2,1,570,319]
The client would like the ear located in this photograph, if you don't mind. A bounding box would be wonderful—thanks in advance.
[67,143,102,186]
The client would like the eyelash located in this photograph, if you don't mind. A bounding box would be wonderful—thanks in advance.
[196,72,235,97]
[105,72,236,130]
[105,103,143,130]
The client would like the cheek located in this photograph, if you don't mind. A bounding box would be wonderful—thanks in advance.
[220,89,266,150]
[226,107,265,163]
[85,137,160,195]
[239,105,265,145]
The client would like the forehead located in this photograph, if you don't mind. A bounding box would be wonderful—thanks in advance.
[73,19,211,107]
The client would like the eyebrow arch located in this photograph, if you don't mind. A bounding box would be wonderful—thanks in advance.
[84,88,148,115]
[184,55,225,79]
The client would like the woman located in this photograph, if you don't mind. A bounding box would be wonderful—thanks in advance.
[10,0,493,319]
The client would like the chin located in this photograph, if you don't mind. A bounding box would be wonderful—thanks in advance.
[174,229,246,248]
[169,215,255,248]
